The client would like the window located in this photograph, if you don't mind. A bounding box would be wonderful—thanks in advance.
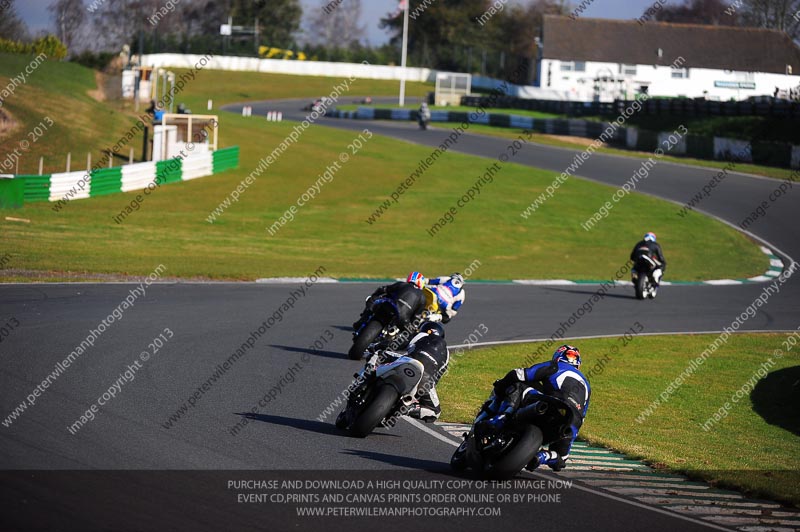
[671,67,688,79]
[560,61,586,72]
[621,64,637,76]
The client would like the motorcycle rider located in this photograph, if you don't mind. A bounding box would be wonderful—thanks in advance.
[630,232,667,288]
[482,345,591,471]
[352,272,431,338]
[381,321,449,423]
[418,102,431,128]
[427,273,466,323]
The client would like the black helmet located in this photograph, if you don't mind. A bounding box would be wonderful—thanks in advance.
[419,321,445,338]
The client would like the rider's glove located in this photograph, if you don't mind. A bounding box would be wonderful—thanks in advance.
[493,379,509,397]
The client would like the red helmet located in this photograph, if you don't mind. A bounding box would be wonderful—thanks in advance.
[406,271,427,289]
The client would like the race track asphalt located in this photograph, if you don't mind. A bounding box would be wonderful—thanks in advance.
[1,97,798,532]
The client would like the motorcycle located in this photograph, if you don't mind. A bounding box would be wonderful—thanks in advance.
[335,350,426,437]
[451,389,576,480]
[631,255,660,300]
[348,288,440,360]
[417,108,431,130]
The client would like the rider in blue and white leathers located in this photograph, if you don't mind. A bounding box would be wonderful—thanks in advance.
[484,345,591,471]
[427,273,465,323]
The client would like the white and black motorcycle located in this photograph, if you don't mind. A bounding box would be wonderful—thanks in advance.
[417,105,431,130]
[631,255,661,300]
[335,350,426,438]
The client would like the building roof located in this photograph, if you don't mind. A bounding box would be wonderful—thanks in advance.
[542,15,800,75]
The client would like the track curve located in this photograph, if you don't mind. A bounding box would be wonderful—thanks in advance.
[1,97,798,532]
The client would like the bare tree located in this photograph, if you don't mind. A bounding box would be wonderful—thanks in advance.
[737,0,800,39]
[0,0,29,41]
[306,0,366,47]
[89,0,160,52]
[654,0,739,25]
[49,0,86,52]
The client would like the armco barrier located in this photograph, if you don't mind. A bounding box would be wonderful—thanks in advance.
[460,94,800,119]
[329,107,800,170]
[0,146,239,209]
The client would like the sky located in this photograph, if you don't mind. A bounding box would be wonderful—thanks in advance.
[15,0,659,46]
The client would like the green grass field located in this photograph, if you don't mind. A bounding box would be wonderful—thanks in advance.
[0,56,767,281]
[439,333,800,507]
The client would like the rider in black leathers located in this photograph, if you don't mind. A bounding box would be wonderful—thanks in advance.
[386,322,449,423]
[630,232,667,287]
[352,272,430,345]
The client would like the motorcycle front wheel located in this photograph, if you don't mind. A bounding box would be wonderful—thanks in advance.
[350,384,399,438]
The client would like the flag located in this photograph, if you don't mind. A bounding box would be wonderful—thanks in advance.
[392,0,408,18]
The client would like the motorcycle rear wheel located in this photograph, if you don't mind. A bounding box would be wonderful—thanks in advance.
[635,274,647,300]
[484,425,543,480]
[348,320,383,360]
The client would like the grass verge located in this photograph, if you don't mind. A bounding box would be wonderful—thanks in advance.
[439,332,800,507]
[0,58,768,281]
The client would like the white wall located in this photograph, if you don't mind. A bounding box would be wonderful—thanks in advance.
[540,58,800,101]
[141,53,439,83]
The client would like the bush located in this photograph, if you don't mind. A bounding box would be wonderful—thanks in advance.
[0,35,67,60]
[71,51,116,71]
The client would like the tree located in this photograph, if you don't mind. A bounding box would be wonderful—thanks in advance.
[493,1,568,83]
[653,0,740,25]
[379,0,567,81]
[49,0,87,53]
[305,0,365,48]
[90,0,162,52]
[229,0,303,48]
[0,0,29,41]
[380,0,492,71]
[736,0,800,40]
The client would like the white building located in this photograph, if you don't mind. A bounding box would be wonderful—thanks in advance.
[536,16,800,101]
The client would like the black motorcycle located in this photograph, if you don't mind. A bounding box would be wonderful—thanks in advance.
[335,351,426,437]
[451,390,576,480]
[348,297,402,360]
[348,289,440,360]
[632,255,659,300]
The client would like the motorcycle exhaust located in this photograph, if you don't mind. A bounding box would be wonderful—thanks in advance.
[513,400,548,423]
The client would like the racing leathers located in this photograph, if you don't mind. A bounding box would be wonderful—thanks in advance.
[394,332,449,422]
[353,282,429,337]
[427,276,465,323]
[630,239,667,286]
[486,359,591,471]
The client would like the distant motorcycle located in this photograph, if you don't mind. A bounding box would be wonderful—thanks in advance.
[631,255,660,300]
[451,388,576,479]
[417,107,431,130]
[335,350,426,437]
[348,288,440,360]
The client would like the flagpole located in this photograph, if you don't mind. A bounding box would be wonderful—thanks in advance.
[399,0,410,106]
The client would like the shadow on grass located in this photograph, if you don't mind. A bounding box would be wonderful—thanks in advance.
[750,365,800,436]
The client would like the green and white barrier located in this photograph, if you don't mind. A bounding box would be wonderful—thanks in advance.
[0,147,239,209]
